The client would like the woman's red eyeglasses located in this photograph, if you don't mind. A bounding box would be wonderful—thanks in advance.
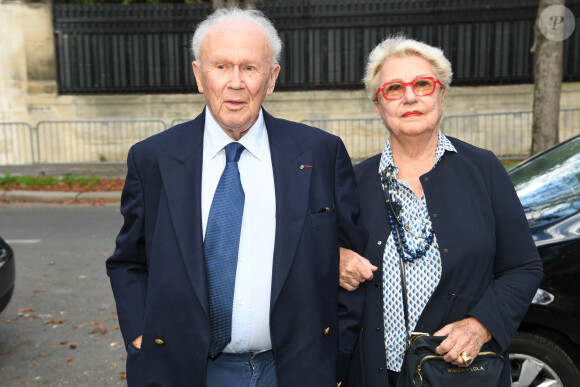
[375,77,443,101]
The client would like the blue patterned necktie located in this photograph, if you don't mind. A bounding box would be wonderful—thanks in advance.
[204,142,245,358]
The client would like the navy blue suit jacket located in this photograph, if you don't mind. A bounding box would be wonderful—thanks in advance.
[106,108,367,387]
[349,137,543,387]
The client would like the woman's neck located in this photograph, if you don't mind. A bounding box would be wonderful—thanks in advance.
[390,130,439,166]
[389,130,439,197]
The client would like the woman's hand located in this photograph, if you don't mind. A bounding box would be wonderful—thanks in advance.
[339,247,377,291]
[433,317,492,367]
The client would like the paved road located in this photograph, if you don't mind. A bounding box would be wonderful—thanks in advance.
[0,203,127,387]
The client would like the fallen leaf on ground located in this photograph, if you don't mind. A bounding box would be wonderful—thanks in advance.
[43,318,64,325]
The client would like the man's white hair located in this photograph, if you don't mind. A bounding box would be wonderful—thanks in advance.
[191,7,282,66]
[363,34,453,101]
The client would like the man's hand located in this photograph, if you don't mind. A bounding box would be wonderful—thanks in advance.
[131,335,143,349]
[339,247,377,291]
[434,317,492,367]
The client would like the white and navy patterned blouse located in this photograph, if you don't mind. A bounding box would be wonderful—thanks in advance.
[378,131,457,372]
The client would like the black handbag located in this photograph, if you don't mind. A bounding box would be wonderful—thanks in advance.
[404,334,504,387]
[380,172,505,387]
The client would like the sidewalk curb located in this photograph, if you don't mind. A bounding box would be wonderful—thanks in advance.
[1,190,122,203]
[77,191,122,202]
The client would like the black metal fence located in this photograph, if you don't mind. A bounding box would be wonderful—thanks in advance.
[53,0,580,94]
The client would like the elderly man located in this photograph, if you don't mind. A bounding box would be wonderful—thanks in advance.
[107,7,366,387]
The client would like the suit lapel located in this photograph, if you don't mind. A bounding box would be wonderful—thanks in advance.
[264,111,313,310]
[157,113,209,320]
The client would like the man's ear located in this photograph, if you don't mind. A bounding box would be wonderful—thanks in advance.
[266,64,281,96]
[192,61,204,93]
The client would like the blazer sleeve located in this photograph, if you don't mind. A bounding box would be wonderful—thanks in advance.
[106,146,149,348]
[334,138,368,382]
[468,153,544,352]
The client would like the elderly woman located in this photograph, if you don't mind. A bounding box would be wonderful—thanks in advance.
[339,35,543,387]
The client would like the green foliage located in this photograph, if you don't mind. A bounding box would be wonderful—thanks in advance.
[0,172,18,188]
[0,172,100,189]
[61,173,101,188]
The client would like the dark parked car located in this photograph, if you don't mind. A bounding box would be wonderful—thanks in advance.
[508,134,580,386]
[0,236,15,314]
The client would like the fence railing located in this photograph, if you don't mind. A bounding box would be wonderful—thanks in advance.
[441,108,580,159]
[53,0,580,94]
[1,108,579,166]
[302,108,580,161]
[300,118,387,162]
[0,120,167,166]
[0,122,36,165]
[35,120,167,164]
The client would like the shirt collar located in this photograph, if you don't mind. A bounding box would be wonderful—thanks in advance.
[204,107,267,160]
[378,131,457,175]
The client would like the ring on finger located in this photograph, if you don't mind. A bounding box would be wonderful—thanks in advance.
[460,351,472,366]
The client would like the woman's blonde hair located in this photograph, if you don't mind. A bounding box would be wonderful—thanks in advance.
[363,34,452,101]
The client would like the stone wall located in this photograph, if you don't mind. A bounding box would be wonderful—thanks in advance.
[15,84,580,125]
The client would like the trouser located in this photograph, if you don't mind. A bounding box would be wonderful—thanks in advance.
[207,350,278,387]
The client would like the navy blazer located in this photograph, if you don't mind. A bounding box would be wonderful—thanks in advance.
[106,108,367,387]
[349,137,543,387]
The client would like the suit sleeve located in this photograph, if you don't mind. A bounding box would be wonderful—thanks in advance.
[468,153,544,352]
[106,146,149,348]
[333,138,368,383]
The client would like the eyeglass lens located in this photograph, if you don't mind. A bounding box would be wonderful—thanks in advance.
[385,78,435,99]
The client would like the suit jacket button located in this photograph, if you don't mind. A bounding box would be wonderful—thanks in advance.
[375,327,380,332]
[323,327,330,335]
[154,339,165,345]
[378,367,383,373]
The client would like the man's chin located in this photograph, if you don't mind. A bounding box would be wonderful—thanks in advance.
[220,122,252,140]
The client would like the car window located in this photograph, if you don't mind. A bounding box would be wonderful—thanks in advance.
[510,136,580,226]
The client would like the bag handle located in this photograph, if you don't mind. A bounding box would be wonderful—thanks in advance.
[380,171,412,349]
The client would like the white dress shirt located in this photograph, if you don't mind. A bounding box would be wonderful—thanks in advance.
[201,107,276,352]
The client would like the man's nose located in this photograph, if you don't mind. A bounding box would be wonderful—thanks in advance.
[229,66,244,88]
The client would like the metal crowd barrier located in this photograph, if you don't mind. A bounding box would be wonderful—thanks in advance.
[441,108,580,160]
[0,122,36,165]
[35,120,167,164]
[301,118,386,162]
[303,108,580,162]
[0,109,579,166]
